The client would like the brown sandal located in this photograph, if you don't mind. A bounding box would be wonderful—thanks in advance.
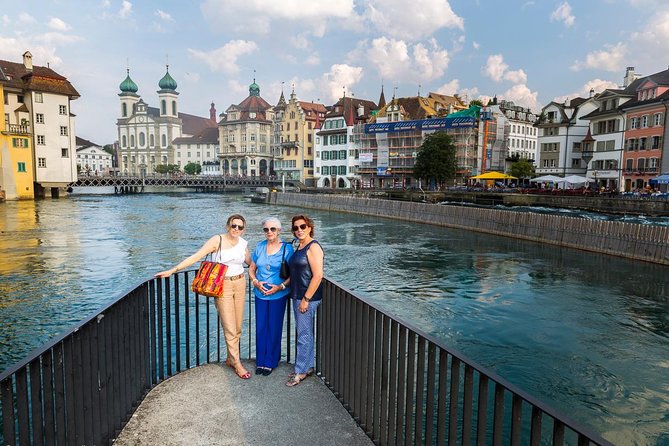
[286,371,312,387]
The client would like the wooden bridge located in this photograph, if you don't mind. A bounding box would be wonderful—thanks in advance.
[68,175,304,193]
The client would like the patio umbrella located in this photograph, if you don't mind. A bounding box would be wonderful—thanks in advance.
[561,175,593,184]
[530,175,562,182]
[470,171,517,180]
[650,174,669,184]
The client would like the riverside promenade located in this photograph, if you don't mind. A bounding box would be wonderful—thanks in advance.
[115,362,372,446]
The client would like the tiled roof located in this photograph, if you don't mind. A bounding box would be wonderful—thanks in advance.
[326,97,377,125]
[146,106,216,135]
[299,101,327,120]
[172,126,219,145]
[0,60,79,97]
[373,94,457,122]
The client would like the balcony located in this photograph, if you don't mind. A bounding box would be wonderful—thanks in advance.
[4,124,31,135]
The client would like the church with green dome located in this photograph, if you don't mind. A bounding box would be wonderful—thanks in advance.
[116,66,218,176]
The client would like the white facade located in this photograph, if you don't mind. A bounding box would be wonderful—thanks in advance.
[76,145,112,175]
[314,116,360,188]
[173,141,219,169]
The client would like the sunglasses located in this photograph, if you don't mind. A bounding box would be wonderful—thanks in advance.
[292,223,308,232]
[262,227,278,233]
[230,224,245,230]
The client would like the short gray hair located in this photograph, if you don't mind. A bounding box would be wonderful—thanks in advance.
[261,217,282,229]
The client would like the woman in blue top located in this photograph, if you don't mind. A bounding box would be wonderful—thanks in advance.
[248,217,294,376]
[285,214,324,387]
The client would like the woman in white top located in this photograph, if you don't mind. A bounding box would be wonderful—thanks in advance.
[155,214,252,379]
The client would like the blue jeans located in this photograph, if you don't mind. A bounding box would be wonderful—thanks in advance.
[292,299,321,374]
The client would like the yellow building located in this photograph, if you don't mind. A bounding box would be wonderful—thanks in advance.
[0,82,34,200]
[276,90,326,186]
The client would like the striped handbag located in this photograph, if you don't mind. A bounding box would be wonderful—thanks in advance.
[191,236,228,297]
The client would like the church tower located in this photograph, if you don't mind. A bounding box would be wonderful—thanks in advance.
[157,65,179,117]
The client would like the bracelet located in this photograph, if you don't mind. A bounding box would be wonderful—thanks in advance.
[252,278,258,285]
[280,283,286,290]
[303,296,311,301]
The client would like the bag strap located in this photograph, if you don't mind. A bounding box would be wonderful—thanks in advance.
[281,241,287,261]
[205,235,223,262]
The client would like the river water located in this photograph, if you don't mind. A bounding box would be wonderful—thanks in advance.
[1,193,668,445]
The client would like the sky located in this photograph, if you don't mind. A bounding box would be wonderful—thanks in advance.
[1,0,668,145]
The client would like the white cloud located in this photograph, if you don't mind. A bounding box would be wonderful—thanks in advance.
[501,84,541,112]
[18,13,37,25]
[200,0,354,36]
[35,32,82,45]
[435,79,459,95]
[365,37,450,83]
[553,78,620,103]
[48,17,71,32]
[504,69,527,84]
[483,54,508,82]
[322,64,363,101]
[183,72,200,83]
[290,34,310,50]
[305,53,320,66]
[119,1,132,19]
[188,40,259,74]
[364,0,464,40]
[631,10,669,43]
[472,41,480,50]
[100,0,111,8]
[571,42,626,72]
[550,2,575,28]
[155,10,174,22]
[0,37,63,67]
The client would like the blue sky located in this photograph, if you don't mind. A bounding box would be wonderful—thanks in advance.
[1,0,667,144]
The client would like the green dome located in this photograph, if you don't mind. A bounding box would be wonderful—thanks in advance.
[249,80,260,97]
[119,70,138,93]
[159,67,177,90]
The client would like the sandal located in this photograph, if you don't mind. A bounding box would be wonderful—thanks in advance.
[225,359,250,379]
[286,372,311,387]
[288,368,314,379]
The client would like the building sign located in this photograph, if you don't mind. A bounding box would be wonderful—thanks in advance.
[359,152,373,163]
[377,167,390,176]
[364,117,476,134]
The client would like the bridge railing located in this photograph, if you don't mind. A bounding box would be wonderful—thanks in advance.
[0,274,612,445]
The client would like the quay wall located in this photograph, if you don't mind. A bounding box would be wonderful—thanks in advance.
[271,192,669,265]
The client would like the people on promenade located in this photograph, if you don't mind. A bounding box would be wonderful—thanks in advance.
[155,214,252,380]
[285,215,324,387]
[248,217,294,376]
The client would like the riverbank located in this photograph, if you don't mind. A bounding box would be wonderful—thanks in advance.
[271,192,669,265]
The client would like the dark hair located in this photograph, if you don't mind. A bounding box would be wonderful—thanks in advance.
[227,214,246,227]
[291,214,315,237]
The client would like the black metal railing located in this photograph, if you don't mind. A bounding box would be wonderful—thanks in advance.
[317,280,613,446]
[0,273,612,445]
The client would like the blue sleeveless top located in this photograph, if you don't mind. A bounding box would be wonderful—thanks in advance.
[288,240,323,302]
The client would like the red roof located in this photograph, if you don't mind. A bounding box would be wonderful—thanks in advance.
[0,60,79,98]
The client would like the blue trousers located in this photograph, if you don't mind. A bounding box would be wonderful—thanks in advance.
[292,299,321,374]
[255,296,287,369]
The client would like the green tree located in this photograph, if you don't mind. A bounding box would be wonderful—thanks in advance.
[413,131,457,190]
[469,99,484,107]
[183,162,202,175]
[508,159,535,180]
[155,164,181,175]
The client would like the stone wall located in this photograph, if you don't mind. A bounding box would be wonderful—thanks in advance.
[271,192,669,265]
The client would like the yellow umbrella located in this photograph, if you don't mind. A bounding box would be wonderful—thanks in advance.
[470,171,517,180]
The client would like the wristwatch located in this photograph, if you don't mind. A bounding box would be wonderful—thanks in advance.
[303,296,312,301]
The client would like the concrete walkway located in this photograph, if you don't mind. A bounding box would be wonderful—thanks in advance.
[114,361,373,446]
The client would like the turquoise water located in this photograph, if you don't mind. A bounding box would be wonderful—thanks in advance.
[1,193,668,445]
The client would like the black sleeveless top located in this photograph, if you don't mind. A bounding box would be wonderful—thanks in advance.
[288,240,323,302]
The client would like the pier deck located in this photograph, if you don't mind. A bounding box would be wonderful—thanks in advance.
[114,361,372,446]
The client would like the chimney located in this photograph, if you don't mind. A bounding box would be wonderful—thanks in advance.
[623,66,636,87]
[22,51,33,71]
[209,101,216,122]
[589,88,595,98]
[357,103,364,117]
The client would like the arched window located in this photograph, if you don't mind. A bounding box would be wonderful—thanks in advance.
[130,135,135,147]
[122,103,127,117]
[172,101,177,116]
[122,135,127,147]
[161,134,167,147]
[139,132,145,147]
[161,100,166,115]
[150,134,155,147]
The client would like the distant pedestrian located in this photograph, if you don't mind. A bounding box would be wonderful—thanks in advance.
[248,217,294,376]
[155,214,252,380]
[286,215,324,387]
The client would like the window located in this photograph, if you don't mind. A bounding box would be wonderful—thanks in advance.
[652,136,662,149]
[162,134,167,147]
[18,162,26,172]
[339,150,346,159]
[122,103,127,117]
[59,105,67,115]
[322,166,329,175]
[37,135,45,145]
[61,148,68,157]
[630,117,639,129]
[571,158,581,167]
[36,113,44,124]
[338,165,346,175]
[150,134,154,146]
[161,100,166,115]
[172,101,177,115]
[130,135,135,147]
[12,138,28,148]
[641,115,648,128]
[139,132,145,146]
[60,126,68,136]
[34,92,43,103]
[17,95,24,103]
[38,158,46,168]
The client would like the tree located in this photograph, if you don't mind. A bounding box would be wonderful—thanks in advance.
[469,99,484,108]
[183,162,201,175]
[155,164,181,175]
[413,131,457,190]
[508,158,535,180]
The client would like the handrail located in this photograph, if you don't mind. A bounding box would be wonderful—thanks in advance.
[0,273,612,445]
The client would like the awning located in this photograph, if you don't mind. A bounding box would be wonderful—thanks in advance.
[530,175,562,183]
[650,174,669,184]
[470,171,517,180]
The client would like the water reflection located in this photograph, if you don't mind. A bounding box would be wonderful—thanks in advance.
[1,194,668,445]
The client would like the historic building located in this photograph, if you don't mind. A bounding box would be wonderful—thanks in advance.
[274,89,326,185]
[534,96,597,179]
[116,66,215,176]
[218,80,275,177]
[488,98,538,163]
[0,51,79,199]
[313,96,376,188]
[619,67,669,191]
[75,136,112,176]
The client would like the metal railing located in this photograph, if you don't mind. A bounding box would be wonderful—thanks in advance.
[0,273,612,445]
